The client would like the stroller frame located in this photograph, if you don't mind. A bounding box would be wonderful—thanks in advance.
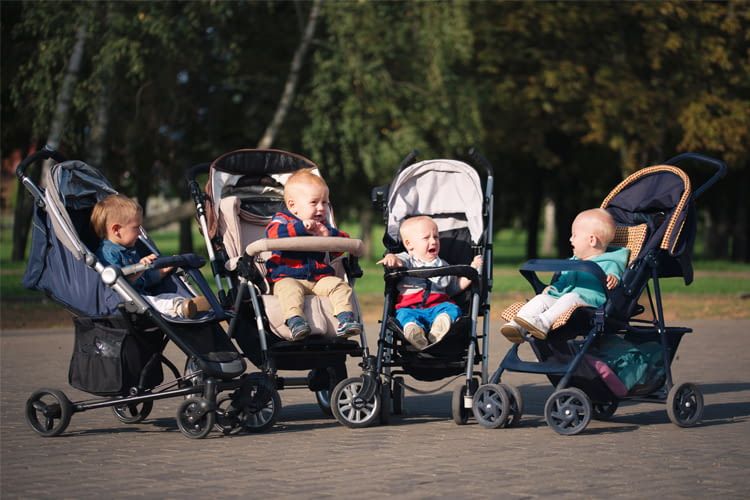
[480,152,727,435]
[18,147,280,439]
[328,148,496,428]
[186,149,368,417]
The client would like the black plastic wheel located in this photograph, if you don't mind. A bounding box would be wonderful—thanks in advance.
[315,389,333,417]
[112,400,154,424]
[667,382,704,427]
[176,397,215,439]
[544,387,592,436]
[215,395,242,435]
[592,400,619,421]
[25,389,73,437]
[498,383,524,427]
[392,377,405,415]
[331,377,381,428]
[472,384,511,429]
[230,374,281,433]
[451,383,470,425]
[379,382,391,425]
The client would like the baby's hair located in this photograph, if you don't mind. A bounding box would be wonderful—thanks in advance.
[284,168,328,203]
[90,194,142,239]
[399,215,436,242]
[576,208,615,246]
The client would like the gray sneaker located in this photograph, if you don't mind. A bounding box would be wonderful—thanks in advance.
[286,315,311,341]
[335,311,362,338]
[403,323,428,350]
[428,313,453,344]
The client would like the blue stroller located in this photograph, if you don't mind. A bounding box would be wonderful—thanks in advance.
[478,153,726,435]
[18,147,280,439]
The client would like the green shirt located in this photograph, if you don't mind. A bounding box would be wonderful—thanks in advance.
[546,246,630,307]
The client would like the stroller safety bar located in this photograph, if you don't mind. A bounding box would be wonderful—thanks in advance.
[384,264,480,288]
[120,253,206,276]
[519,259,609,296]
[244,236,365,257]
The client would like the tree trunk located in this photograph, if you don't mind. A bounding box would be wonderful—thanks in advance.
[86,85,110,168]
[11,23,87,261]
[731,166,749,262]
[524,187,542,260]
[256,0,321,149]
[541,199,556,256]
[358,205,373,260]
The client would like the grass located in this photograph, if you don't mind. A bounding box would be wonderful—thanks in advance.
[1,217,748,329]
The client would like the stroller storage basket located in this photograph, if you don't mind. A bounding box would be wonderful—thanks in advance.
[69,316,163,396]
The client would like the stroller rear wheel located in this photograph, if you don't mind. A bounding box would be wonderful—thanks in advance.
[498,383,524,428]
[392,377,405,415]
[592,400,618,421]
[544,387,592,436]
[112,400,154,424]
[331,376,380,428]
[667,382,704,427]
[25,389,72,437]
[451,378,478,425]
[176,397,215,439]
[472,384,510,429]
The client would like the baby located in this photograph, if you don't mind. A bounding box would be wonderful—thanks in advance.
[91,194,209,318]
[378,216,483,349]
[265,168,362,341]
[501,208,629,343]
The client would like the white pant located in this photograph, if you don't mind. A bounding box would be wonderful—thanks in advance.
[145,293,186,318]
[516,292,588,331]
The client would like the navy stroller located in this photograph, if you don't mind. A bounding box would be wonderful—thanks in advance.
[479,153,726,435]
[18,147,280,439]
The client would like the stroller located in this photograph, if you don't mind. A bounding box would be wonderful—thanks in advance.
[328,149,495,428]
[186,148,368,417]
[18,147,280,439]
[479,152,727,435]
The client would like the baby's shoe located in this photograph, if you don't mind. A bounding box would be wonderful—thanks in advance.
[403,323,428,350]
[500,320,525,344]
[286,315,311,341]
[428,313,452,344]
[177,298,197,319]
[514,315,548,340]
[335,311,362,338]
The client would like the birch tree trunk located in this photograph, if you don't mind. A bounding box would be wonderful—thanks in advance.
[11,23,87,261]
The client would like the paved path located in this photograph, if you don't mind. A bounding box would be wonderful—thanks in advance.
[2,320,749,498]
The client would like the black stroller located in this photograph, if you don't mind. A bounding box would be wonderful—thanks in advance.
[328,149,495,428]
[186,149,368,418]
[18,147,280,439]
[480,153,726,435]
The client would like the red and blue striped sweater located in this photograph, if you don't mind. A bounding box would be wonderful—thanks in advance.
[264,210,349,282]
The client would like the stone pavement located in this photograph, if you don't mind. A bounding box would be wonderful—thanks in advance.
[1,319,749,498]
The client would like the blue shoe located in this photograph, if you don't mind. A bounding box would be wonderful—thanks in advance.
[335,312,362,338]
[286,315,311,341]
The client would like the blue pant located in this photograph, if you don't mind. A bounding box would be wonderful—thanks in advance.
[395,302,462,331]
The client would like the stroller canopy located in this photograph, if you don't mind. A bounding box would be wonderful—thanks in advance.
[385,159,485,245]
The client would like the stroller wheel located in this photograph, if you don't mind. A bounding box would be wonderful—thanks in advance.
[667,382,704,427]
[315,390,333,417]
[544,387,592,436]
[176,397,215,439]
[498,383,524,427]
[215,396,242,435]
[379,382,391,425]
[392,377,405,416]
[592,400,618,421]
[237,377,282,434]
[451,384,470,425]
[25,388,73,437]
[112,400,154,424]
[472,384,510,429]
[331,377,381,428]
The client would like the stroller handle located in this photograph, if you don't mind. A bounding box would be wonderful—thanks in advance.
[518,259,610,297]
[665,153,728,200]
[15,145,66,180]
[244,236,365,258]
[468,147,494,177]
[185,162,210,183]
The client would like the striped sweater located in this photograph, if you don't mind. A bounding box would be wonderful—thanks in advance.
[264,209,349,282]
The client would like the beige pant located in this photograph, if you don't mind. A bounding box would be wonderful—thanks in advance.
[273,276,353,320]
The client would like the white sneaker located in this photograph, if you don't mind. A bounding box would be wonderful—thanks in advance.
[403,323,428,350]
[428,313,452,344]
[514,315,549,340]
[500,321,525,344]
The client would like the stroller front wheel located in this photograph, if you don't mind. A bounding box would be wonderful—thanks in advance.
[544,387,592,436]
[331,377,380,428]
[112,400,153,424]
[25,388,73,437]
[472,384,510,429]
[176,397,215,439]
[667,382,704,427]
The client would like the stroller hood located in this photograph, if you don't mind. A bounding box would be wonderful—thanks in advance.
[385,159,485,246]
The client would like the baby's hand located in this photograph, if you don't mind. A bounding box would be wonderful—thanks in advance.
[139,254,157,266]
[606,274,619,290]
[303,220,330,236]
[471,255,483,270]
[376,254,404,268]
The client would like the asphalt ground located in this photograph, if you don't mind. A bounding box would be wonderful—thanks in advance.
[1,319,749,499]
